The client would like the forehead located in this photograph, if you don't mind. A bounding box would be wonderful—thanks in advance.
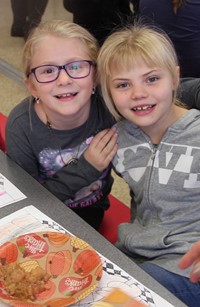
[31,36,89,65]
[109,56,150,75]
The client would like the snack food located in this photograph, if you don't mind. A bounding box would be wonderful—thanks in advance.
[0,262,50,301]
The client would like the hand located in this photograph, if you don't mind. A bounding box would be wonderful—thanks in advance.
[179,241,200,283]
[83,127,118,172]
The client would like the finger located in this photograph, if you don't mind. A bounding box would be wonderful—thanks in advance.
[103,143,118,163]
[98,128,118,153]
[179,254,194,269]
[190,261,200,283]
[100,137,117,159]
[91,128,117,150]
[179,242,200,269]
[100,129,118,150]
[98,142,118,166]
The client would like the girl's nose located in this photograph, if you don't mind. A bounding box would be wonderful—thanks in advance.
[56,68,72,85]
[131,85,148,100]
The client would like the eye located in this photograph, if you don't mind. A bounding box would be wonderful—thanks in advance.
[71,65,80,71]
[40,66,57,75]
[115,82,130,89]
[68,62,81,71]
[147,76,159,83]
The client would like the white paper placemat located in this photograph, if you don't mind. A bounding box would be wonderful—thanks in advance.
[0,206,174,307]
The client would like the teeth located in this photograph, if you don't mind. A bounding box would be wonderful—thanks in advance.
[133,105,153,111]
[57,93,74,98]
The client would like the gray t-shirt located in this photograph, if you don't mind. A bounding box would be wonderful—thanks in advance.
[6,93,115,213]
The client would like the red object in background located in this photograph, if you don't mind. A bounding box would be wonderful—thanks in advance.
[99,194,130,244]
[0,113,7,153]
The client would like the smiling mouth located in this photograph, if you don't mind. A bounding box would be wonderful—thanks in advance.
[133,104,155,111]
[55,93,77,98]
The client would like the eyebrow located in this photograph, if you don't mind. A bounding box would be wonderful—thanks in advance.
[143,69,159,76]
[33,58,90,66]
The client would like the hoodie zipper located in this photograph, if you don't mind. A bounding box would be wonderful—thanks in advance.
[146,142,159,222]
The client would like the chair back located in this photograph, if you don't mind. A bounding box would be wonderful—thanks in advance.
[0,112,7,152]
[99,194,130,244]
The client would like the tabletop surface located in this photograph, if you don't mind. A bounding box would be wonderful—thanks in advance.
[0,150,186,307]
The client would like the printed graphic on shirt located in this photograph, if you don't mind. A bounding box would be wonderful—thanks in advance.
[39,136,93,174]
[38,136,109,208]
[115,141,200,188]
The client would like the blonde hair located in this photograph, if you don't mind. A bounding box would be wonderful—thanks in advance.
[23,19,99,78]
[97,24,180,121]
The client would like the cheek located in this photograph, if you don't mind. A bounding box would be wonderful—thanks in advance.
[25,78,38,97]
[110,90,125,109]
[162,87,174,103]
[35,83,54,97]
[110,89,119,102]
[153,84,173,103]
[80,78,94,94]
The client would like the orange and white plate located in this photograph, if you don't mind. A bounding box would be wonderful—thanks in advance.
[0,231,103,306]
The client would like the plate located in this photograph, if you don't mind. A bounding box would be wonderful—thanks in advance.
[0,231,103,306]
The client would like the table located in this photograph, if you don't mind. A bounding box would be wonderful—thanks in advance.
[0,150,186,306]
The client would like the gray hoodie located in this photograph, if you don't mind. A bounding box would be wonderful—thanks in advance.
[113,109,200,277]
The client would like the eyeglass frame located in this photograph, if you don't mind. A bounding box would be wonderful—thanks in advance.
[27,60,96,83]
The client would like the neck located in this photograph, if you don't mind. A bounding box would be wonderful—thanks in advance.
[34,101,90,130]
[143,105,188,144]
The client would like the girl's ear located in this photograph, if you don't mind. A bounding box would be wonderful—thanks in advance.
[24,77,38,97]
